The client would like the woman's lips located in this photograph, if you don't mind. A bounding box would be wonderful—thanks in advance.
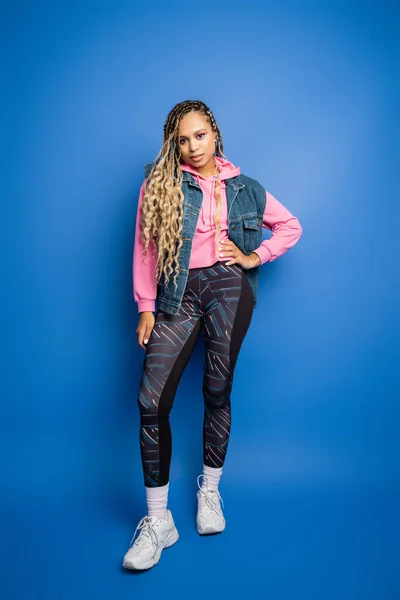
[191,155,203,162]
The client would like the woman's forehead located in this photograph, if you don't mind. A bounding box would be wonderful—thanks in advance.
[178,112,210,135]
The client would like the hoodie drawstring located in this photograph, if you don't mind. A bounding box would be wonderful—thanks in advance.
[202,175,216,226]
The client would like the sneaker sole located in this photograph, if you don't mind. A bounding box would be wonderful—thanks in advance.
[122,527,179,571]
[196,521,226,535]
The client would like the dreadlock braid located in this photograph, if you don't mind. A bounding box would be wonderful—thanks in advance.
[140,100,227,290]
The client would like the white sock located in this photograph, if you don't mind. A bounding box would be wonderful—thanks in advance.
[146,482,169,519]
[202,465,223,492]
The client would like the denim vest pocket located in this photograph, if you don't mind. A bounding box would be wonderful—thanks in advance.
[243,216,261,252]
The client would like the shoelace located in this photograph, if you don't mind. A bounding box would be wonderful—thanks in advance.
[197,474,224,517]
[128,516,158,556]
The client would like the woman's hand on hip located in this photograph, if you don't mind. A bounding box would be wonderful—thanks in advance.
[219,239,261,270]
[136,311,155,349]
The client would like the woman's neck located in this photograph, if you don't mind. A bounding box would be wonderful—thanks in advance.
[196,157,220,178]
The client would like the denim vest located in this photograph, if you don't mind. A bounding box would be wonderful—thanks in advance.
[143,163,266,315]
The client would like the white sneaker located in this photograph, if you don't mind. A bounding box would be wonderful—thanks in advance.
[122,510,179,570]
[196,474,226,535]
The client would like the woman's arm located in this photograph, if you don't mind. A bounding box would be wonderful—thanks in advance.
[253,191,303,264]
[133,181,158,313]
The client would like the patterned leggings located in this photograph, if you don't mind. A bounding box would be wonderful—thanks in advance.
[137,261,254,487]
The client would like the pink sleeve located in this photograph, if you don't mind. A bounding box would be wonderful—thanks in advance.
[253,191,303,264]
[132,181,158,313]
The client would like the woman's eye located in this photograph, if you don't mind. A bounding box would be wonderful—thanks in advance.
[179,133,205,144]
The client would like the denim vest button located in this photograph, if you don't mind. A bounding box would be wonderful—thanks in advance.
[232,224,236,230]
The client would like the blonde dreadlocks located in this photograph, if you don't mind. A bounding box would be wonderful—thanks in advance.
[140,100,226,289]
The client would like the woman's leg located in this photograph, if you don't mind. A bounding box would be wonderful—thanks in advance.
[137,270,203,489]
[123,271,204,571]
[200,262,254,470]
[195,261,254,535]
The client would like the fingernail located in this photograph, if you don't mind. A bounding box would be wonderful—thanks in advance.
[144,339,148,344]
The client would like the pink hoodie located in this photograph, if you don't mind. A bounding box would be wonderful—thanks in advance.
[133,156,302,313]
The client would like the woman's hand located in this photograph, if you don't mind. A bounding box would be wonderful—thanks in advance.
[219,239,261,270]
[136,311,155,349]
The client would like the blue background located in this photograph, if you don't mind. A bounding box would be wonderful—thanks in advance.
[1,0,399,598]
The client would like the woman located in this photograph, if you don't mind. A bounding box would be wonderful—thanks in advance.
[123,100,303,570]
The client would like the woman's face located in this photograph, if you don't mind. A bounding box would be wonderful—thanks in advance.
[178,111,217,175]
